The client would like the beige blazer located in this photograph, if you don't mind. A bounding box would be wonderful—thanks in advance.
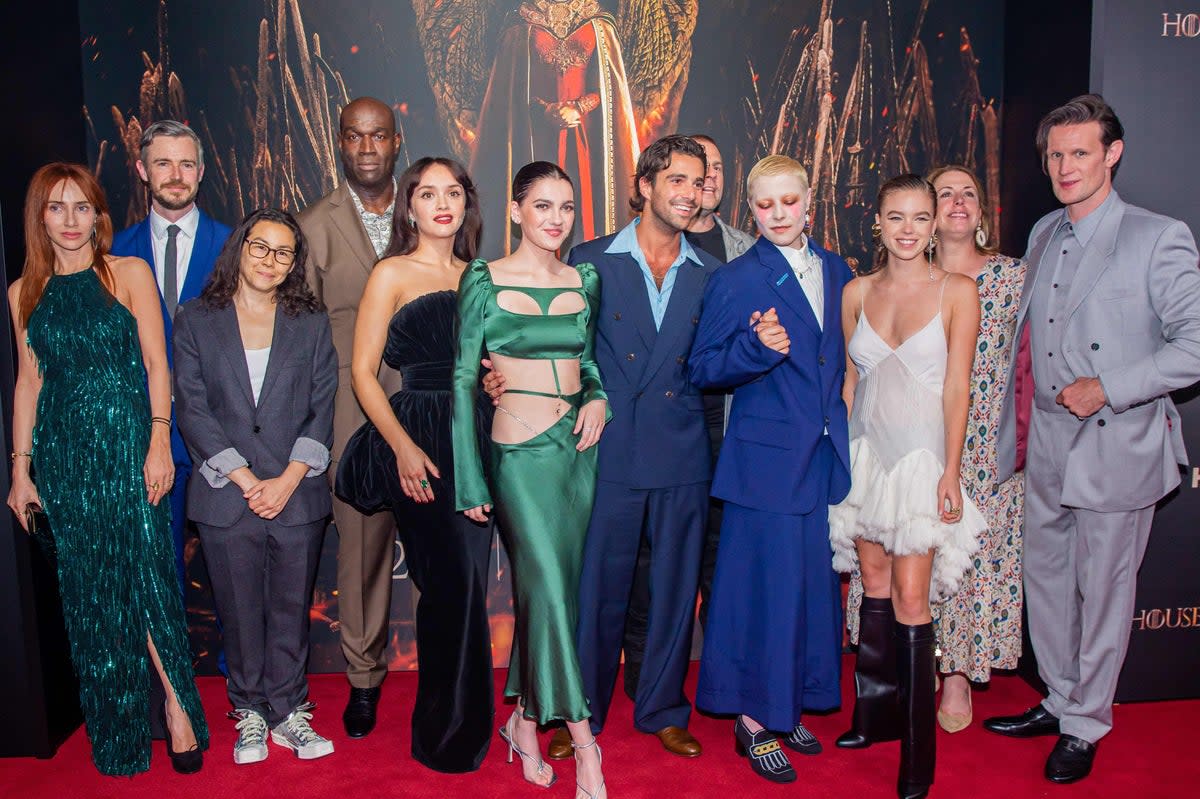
[298,181,403,461]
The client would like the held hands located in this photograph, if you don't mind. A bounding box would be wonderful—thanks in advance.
[481,358,507,407]
[574,399,608,452]
[1056,376,1107,418]
[750,307,790,355]
[396,439,440,503]
[464,504,492,524]
[243,471,302,520]
[937,470,964,525]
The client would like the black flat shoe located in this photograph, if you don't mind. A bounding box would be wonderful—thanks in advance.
[781,722,822,755]
[734,717,796,784]
[1045,734,1095,784]
[163,722,203,774]
[982,706,1060,738]
[343,685,381,738]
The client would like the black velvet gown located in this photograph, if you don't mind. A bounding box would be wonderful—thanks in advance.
[336,290,494,773]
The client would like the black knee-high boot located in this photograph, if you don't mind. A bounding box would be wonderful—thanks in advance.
[896,621,936,799]
[836,596,901,748]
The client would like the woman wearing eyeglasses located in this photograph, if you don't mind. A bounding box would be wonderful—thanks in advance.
[173,208,338,764]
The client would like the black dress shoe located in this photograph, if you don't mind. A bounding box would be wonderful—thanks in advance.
[781,722,822,755]
[1045,734,1095,784]
[734,717,796,784]
[982,705,1059,738]
[343,686,381,738]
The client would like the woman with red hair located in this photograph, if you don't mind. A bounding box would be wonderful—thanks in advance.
[6,163,208,776]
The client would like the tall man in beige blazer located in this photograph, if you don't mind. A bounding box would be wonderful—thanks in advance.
[298,97,402,738]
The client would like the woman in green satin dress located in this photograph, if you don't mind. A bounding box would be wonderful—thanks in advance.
[452,162,609,799]
[6,163,208,776]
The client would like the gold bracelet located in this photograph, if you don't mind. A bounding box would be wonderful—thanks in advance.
[11,450,32,461]
[151,416,172,427]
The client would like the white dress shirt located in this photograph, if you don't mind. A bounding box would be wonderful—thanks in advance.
[776,237,824,328]
[149,205,200,298]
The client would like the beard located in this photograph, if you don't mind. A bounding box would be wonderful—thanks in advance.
[152,183,198,211]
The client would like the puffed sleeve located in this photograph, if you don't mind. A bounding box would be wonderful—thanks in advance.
[452,259,493,512]
[576,262,609,415]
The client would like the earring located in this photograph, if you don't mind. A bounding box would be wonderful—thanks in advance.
[408,215,416,227]
[870,222,881,239]
[927,233,937,280]
[975,223,988,249]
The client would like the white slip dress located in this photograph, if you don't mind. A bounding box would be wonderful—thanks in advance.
[828,277,985,602]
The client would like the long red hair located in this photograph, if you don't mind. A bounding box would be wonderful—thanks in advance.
[19,163,115,326]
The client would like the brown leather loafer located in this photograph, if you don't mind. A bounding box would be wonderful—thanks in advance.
[655,725,702,757]
[547,727,573,760]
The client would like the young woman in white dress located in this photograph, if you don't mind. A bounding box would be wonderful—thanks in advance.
[829,173,983,799]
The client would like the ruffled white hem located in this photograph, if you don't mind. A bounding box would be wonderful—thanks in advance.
[829,438,984,603]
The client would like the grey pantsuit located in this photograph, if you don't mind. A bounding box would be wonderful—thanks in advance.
[997,190,1200,744]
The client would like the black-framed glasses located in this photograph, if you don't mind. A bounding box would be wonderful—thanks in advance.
[244,238,296,265]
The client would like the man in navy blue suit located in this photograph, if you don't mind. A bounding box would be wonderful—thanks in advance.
[543,134,719,760]
[689,155,852,783]
[112,120,232,592]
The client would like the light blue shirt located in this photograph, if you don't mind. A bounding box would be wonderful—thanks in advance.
[605,218,705,329]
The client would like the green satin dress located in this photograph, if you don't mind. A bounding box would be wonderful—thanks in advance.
[27,268,209,775]
[452,258,606,724]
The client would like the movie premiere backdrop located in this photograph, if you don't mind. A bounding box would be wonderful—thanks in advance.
[79,0,1006,675]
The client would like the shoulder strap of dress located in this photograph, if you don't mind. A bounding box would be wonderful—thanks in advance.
[938,273,951,307]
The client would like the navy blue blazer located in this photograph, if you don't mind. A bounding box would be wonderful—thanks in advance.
[689,236,853,515]
[112,208,232,464]
[567,233,720,489]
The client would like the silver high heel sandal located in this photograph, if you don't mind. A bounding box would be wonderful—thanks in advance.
[499,711,557,788]
[572,736,606,799]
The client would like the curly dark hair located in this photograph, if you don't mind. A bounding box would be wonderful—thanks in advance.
[200,207,321,315]
[383,156,482,261]
[629,134,707,213]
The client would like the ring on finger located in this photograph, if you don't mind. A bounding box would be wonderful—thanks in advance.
[420,479,430,488]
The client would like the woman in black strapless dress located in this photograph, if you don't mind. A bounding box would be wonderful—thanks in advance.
[336,157,493,773]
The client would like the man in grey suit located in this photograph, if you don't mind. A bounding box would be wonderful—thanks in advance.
[983,94,1200,784]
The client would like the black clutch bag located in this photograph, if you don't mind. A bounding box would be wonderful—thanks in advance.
[25,503,56,563]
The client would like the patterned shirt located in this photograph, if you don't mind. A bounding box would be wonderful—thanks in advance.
[348,179,397,258]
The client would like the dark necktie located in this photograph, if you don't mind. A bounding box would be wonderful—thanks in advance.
[164,223,180,318]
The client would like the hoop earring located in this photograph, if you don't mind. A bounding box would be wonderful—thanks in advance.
[975,223,988,249]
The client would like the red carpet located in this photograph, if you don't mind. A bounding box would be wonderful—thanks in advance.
[2,658,1195,798]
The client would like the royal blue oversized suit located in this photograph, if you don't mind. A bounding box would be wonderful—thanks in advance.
[566,232,719,734]
[112,209,232,588]
[690,236,852,730]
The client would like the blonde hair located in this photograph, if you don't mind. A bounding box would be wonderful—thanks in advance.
[746,155,809,196]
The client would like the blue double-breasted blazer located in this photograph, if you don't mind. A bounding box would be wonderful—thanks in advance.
[112,208,232,465]
[567,233,721,489]
[689,236,853,515]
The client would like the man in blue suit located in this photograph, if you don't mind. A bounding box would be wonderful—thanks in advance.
[689,155,852,783]
[112,120,232,591]
[545,134,719,760]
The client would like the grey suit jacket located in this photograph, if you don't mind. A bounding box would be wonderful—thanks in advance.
[173,299,339,527]
[718,217,756,261]
[996,191,1200,511]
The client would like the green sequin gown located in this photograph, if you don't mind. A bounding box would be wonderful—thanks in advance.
[26,268,209,776]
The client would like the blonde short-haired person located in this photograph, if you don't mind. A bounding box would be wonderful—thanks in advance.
[690,155,854,784]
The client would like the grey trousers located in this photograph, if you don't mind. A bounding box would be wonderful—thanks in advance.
[1024,407,1153,743]
[199,515,326,726]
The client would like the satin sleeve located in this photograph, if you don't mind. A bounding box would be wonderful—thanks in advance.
[452,259,493,512]
[576,262,610,415]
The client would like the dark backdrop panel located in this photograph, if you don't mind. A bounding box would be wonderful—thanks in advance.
[77,0,1007,674]
[1091,0,1200,703]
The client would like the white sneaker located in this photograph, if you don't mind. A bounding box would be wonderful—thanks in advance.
[270,702,334,760]
[229,709,269,765]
